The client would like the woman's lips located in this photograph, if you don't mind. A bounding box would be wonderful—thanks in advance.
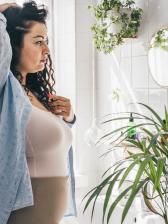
[40,59,47,64]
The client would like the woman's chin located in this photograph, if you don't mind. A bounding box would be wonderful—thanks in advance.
[32,65,45,73]
[38,64,45,70]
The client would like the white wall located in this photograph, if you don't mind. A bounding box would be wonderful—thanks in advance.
[94,0,168,176]
[53,0,76,104]
[96,0,168,118]
[75,0,99,191]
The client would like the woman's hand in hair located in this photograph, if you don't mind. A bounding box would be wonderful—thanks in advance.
[0,3,17,13]
[48,94,75,123]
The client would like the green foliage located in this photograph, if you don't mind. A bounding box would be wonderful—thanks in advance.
[150,28,168,51]
[88,0,143,53]
[83,103,168,224]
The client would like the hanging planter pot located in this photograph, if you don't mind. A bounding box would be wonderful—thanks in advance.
[89,0,143,53]
[105,10,122,34]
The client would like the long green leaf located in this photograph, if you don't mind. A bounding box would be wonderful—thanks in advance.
[141,127,154,138]
[151,117,161,132]
[147,132,161,151]
[107,185,133,224]
[102,111,160,126]
[103,170,124,223]
[141,129,161,156]
[97,126,128,142]
[125,139,144,151]
[154,157,166,190]
[98,123,155,144]
[86,173,117,199]
[155,142,168,156]
[119,160,139,188]
[91,190,103,221]
[102,160,127,177]
[102,166,114,178]
[138,103,164,126]
[83,185,103,214]
[121,178,149,223]
[151,144,161,157]
[133,156,153,190]
[148,160,156,182]
[82,186,98,202]
[101,116,142,124]
[127,153,146,160]
[83,169,125,214]
[83,173,114,211]
[164,106,168,130]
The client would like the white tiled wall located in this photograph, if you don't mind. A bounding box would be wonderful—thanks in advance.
[53,0,76,105]
[75,0,99,187]
[74,0,167,181]
[92,0,168,182]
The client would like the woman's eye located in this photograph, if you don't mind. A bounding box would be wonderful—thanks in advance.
[35,41,42,45]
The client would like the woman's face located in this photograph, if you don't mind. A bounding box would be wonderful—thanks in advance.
[17,22,49,75]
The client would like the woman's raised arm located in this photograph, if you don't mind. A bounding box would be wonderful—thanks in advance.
[0,3,16,91]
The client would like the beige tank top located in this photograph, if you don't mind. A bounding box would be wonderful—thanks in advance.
[25,105,73,177]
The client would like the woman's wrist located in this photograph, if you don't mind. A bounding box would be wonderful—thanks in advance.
[63,114,76,124]
[63,107,76,124]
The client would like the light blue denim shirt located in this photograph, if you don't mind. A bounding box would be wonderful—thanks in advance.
[0,13,76,224]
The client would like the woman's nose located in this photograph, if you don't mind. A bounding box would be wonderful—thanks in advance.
[43,43,50,55]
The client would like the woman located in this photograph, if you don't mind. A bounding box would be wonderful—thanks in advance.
[0,2,76,224]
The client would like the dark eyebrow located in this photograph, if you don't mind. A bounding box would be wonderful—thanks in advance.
[33,35,45,39]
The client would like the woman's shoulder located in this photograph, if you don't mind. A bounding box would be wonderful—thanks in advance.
[0,12,12,93]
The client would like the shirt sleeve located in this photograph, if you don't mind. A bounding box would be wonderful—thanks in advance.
[63,114,76,127]
[0,12,12,92]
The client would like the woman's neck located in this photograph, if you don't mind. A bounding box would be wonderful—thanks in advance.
[15,66,27,85]
[19,71,27,86]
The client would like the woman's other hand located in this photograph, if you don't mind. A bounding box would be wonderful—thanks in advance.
[48,94,75,122]
[0,3,17,13]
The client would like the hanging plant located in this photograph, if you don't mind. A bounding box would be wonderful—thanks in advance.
[150,28,168,51]
[88,0,143,53]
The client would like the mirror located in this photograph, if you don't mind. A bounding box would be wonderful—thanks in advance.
[148,28,168,87]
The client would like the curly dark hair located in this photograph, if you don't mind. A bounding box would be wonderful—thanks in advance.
[3,1,56,110]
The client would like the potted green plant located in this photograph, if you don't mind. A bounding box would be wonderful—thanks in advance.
[88,0,143,53]
[83,103,168,224]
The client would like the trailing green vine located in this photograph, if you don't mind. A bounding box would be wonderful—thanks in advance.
[89,0,143,53]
